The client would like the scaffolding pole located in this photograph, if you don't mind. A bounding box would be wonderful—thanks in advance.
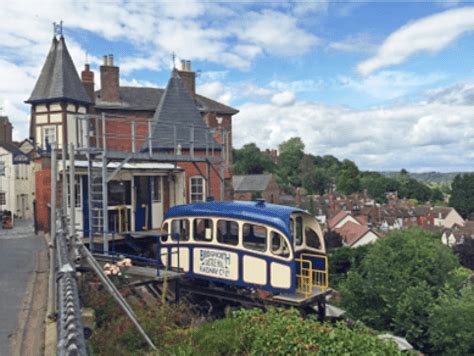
[69,143,76,237]
[220,128,225,201]
[102,113,109,254]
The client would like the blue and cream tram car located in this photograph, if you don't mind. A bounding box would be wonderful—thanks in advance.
[159,200,329,303]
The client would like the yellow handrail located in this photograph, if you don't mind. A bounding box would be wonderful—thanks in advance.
[142,204,148,230]
[296,253,329,296]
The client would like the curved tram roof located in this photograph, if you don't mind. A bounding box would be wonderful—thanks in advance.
[165,200,306,239]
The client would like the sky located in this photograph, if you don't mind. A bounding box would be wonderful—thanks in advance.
[1,1,474,172]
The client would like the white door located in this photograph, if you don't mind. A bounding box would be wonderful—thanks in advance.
[151,176,164,229]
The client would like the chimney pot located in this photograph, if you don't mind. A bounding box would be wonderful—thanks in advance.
[102,55,107,66]
[187,60,191,71]
[181,60,186,71]
[108,54,114,66]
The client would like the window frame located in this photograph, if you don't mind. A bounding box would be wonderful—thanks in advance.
[0,192,5,205]
[190,176,206,203]
[242,223,268,253]
[152,176,162,203]
[192,218,214,242]
[216,219,239,246]
[171,218,190,241]
[42,126,56,147]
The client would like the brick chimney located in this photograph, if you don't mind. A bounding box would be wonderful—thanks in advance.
[0,116,12,144]
[81,64,95,103]
[100,54,120,102]
[177,59,196,97]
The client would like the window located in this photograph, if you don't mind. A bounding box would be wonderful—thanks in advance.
[108,181,131,206]
[292,216,303,246]
[243,224,267,252]
[217,220,238,246]
[43,126,56,147]
[190,176,205,202]
[305,227,321,249]
[67,176,82,208]
[193,218,213,242]
[171,219,190,241]
[0,192,5,205]
[15,165,19,179]
[161,222,169,242]
[152,176,162,202]
[0,162,5,176]
[271,232,290,258]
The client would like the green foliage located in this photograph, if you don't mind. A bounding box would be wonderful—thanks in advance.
[277,137,305,189]
[454,237,474,270]
[360,172,400,203]
[233,143,276,175]
[182,308,400,355]
[449,173,474,219]
[336,159,361,195]
[428,287,474,355]
[339,228,461,352]
[328,245,371,288]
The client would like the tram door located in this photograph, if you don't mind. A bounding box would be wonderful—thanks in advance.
[134,176,151,231]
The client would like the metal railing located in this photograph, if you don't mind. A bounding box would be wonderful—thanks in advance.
[53,209,87,356]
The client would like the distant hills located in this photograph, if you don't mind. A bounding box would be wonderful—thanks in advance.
[381,171,469,185]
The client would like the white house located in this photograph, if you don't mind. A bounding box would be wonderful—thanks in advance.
[0,143,35,220]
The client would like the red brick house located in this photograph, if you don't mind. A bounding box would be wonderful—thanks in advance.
[28,34,238,233]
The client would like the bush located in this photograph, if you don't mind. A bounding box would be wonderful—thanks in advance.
[339,228,461,352]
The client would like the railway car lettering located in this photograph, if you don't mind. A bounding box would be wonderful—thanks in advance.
[199,250,231,277]
[193,248,238,280]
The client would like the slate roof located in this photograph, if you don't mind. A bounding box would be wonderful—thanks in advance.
[232,174,273,192]
[95,87,239,115]
[26,36,92,105]
[142,70,220,151]
[0,142,30,162]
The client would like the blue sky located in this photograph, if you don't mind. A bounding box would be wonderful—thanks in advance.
[1,1,474,172]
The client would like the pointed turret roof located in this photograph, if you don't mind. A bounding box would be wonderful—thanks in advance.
[26,36,92,105]
[144,70,220,151]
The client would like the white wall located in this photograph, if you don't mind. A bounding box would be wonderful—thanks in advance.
[352,231,379,248]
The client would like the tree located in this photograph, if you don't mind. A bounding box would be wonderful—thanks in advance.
[277,137,305,189]
[430,187,444,203]
[339,228,460,352]
[233,143,275,175]
[454,237,474,270]
[336,159,360,195]
[399,178,432,202]
[428,287,474,355]
[302,167,331,195]
[449,173,474,219]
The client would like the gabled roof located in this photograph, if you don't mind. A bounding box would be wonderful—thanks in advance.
[95,86,239,115]
[26,36,92,105]
[233,174,273,192]
[327,210,352,229]
[143,70,220,151]
[334,221,375,247]
[0,143,30,163]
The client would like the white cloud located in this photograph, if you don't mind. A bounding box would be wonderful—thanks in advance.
[358,7,474,75]
[271,91,296,106]
[232,10,319,57]
[329,33,377,53]
[197,81,232,104]
[234,82,474,171]
[339,71,445,100]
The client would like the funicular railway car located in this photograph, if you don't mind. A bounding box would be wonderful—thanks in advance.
[159,199,330,313]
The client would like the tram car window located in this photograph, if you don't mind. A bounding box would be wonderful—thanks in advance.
[217,220,239,246]
[193,218,213,242]
[171,219,190,241]
[243,223,267,252]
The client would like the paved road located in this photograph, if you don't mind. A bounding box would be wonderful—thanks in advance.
[0,220,45,356]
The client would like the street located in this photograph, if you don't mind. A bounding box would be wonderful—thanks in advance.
[0,220,46,355]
